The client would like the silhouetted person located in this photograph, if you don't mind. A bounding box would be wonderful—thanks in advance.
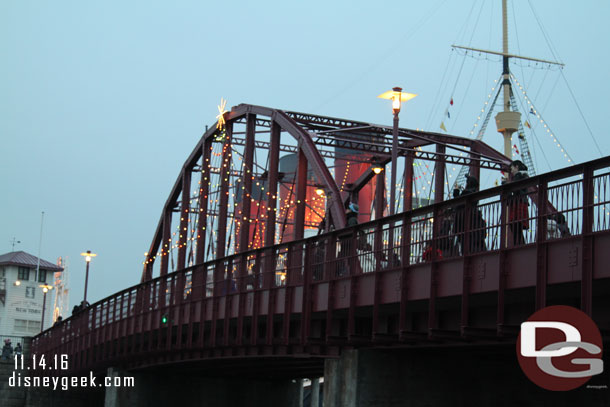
[547,212,570,239]
[453,176,486,254]
[438,208,457,257]
[508,160,529,245]
[1,339,13,361]
[337,202,360,276]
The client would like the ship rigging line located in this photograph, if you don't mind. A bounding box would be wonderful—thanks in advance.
[526,0,602,157]
[560,70,604,157]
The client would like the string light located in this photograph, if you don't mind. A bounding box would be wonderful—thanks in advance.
[511,74,574,165]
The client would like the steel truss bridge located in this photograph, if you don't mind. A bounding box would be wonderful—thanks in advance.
[33,105,610,378]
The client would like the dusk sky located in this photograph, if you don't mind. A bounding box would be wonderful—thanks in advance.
[2,1,609,308]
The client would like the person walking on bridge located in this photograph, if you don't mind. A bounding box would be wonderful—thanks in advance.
[453,175,486,254]
[508,160,530,246]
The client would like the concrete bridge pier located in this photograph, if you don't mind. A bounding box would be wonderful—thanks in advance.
[104,367,304,407]
[322,347,610,407]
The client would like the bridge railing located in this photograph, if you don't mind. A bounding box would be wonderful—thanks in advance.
[32,156,610,369]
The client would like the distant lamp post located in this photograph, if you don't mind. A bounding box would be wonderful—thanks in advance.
[39,283,53,332]
[378,87,417,215]
[80,250,97,304]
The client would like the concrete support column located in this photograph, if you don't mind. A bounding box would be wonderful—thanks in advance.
[323,348,610,406]
[310,377,320,407]
[323,350,358,407]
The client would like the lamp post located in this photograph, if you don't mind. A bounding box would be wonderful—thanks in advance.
[80,250,97,304]
[378,87,417,215]
[39,283,53,332]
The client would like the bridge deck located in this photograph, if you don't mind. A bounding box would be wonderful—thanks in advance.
[33,156,610,374]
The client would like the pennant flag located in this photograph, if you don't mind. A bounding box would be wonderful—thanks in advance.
[524,121,531,129]
[450,98,454,106]
[513,144,520,154]
[440,122,447,131]
[529,107,535,114]
[447,111,451,118]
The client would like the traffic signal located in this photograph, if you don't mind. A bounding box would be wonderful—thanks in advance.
[161,314,168,325]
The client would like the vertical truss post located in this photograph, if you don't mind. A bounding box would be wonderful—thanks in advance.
[581,165,594,316]
[403,151,414,213]
[236,115,256,343]
[215,122,232,296]
[390,111,399,215]
[535,176,548,311]
[470,144,481,182]
[177,169,191,270]
[399,152,414,334]
[193,140,211,333]
[265,121,281,247]
[372,172,385,335]
[374,171,385,271]
[434,144,446,204]
[401,151,414,264]
[497,189,509,334]
[159,209,172,277]
[143,262,153,282]
[239,114,256,254]
[264,121,281,290]
[375,171,385,220]
[196,139,212,265]
[294,148,308,241]
[217,122,232,260]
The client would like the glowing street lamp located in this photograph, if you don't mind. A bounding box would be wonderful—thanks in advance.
[80,250,97,305]
[372,165,384,175]
[378,87,417,215]
[39,283,53,332]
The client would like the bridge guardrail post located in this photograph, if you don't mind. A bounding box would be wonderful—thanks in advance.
[581,164,594,316]
[535,177,548,311]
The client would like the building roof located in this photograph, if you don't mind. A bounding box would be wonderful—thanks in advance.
[0,251,63,272]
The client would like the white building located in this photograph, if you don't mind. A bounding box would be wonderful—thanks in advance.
[0,251,63,337]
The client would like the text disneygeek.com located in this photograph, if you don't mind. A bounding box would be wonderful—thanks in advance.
[7,354,134,391]
[8,371,135,391]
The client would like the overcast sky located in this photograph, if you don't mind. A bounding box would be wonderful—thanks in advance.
[2,0,609,307]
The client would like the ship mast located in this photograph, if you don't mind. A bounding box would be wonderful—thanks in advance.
[495,0,520,160]
[452,0,564,161]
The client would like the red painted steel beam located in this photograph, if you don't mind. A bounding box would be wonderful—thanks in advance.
[581,166,594,315]
[224,105,346,229]
[142,126,219,281]
[239,114,256,253]
[293,149,308,241]
[196,139,212,265]
[177,170,191,270]
[535,178,548,311]
[497,190,509,334]
[265,121,281,248]
[216,122,232,260]
[434,144,446,205]
[403,152,414,213]
[159,209,172,276]
[469,143,481,181]
[345,157,391,206]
